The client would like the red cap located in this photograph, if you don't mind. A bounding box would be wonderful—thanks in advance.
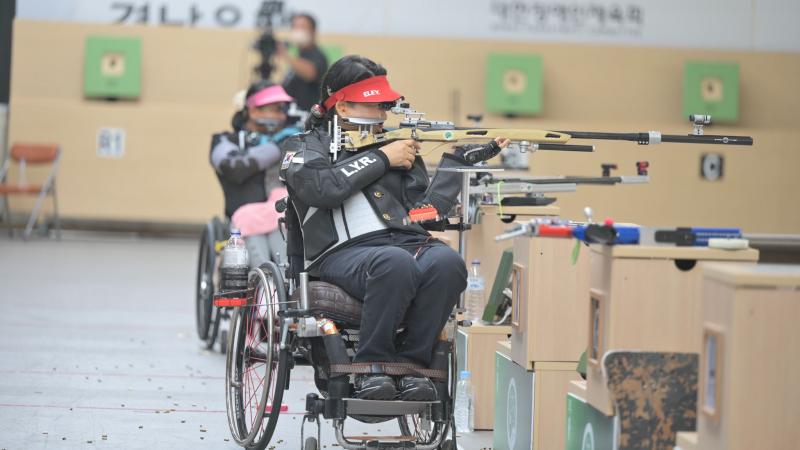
[322,75,402,110]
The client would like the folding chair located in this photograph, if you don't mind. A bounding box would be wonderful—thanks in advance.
[0,143,62,239]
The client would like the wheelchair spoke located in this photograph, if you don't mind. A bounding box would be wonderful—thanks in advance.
[398,413,439,445]
[246,373,267,426]
[243,362,266,377]
[241,313,260,433]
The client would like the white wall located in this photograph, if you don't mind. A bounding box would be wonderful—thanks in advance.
[16,0,800,52]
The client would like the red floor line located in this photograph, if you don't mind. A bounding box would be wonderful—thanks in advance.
[0,369,314,382]
[0,403,306,415]
[0,369,224,380]
[0,321,191,332]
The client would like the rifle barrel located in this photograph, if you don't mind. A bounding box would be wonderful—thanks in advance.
[557,131,753,146]
[660,134,753,145]
[538,143,595,152]
[481,176,621,185]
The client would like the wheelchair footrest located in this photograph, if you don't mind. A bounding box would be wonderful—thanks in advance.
[346,435,416,443]
[343,398,438,416]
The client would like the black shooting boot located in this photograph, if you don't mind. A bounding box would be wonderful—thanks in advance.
[397,375,437,401]
[354,374,397,400]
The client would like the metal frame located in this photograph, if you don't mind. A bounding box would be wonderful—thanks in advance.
[0,146,62,239]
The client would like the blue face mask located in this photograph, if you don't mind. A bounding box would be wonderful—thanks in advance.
[243,128,301,147]
[254,118,284,134]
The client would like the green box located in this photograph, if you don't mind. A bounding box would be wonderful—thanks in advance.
[565,393,615,450]
[483,249,513,323]
[493,349,533,450]
[84,36,142,99]
[485,53,543,116]
[683,61,740,122]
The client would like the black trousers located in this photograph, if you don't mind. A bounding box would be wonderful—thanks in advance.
[318,231,467,367]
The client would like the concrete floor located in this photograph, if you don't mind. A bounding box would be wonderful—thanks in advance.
[0,235,492,450]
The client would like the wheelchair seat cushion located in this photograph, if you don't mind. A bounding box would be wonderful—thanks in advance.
[292,281,363,326]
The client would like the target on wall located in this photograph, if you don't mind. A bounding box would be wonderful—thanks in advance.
[683,61,740,123]
[485,53,543,116]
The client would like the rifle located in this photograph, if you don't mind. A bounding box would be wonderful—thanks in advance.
[467,169,650,208]
[495,218,748,249]
[329,103,753,159]
[494,207,750,249]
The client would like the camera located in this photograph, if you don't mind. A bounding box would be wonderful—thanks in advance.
[252,1,286,80]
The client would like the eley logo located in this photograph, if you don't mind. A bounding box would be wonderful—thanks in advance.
[340,156,378,177]
[363,90,381,98]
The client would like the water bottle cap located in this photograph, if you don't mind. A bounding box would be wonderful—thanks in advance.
[459,370,471,379]
[230,228,241,236]
[471,260,480,265]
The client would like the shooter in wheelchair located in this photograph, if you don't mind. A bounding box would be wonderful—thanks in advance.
[195,81,301,350]
[217,55,508,450]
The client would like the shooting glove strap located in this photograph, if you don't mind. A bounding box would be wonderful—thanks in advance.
[454,140,502,165]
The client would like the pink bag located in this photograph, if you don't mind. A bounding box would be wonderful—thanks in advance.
[231,188,288,237]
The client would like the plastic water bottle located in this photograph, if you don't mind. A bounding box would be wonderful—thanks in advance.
[454,370,475,433]
[465,260,486,323]
[221,229,249,294]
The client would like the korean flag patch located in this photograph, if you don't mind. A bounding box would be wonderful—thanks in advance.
[281,151,303,170]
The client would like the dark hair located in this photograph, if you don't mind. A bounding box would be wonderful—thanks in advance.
[291,13,317,33]
[305,55,388,131]
[231,80,277,131]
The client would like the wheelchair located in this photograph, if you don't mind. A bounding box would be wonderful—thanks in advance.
[215,197,459,450]
[195,216,231,351]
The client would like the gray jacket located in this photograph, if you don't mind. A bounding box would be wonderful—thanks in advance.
[280,127,469,271]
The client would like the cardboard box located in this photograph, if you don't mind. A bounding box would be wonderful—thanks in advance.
[585,245,758,415]
[689,263,800,450]
[510,234,590,367]
[465,204,559,297]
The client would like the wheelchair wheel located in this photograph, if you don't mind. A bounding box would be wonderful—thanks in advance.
[202,218,228,349]
[195,221,216,340]
[225,262,290,449]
